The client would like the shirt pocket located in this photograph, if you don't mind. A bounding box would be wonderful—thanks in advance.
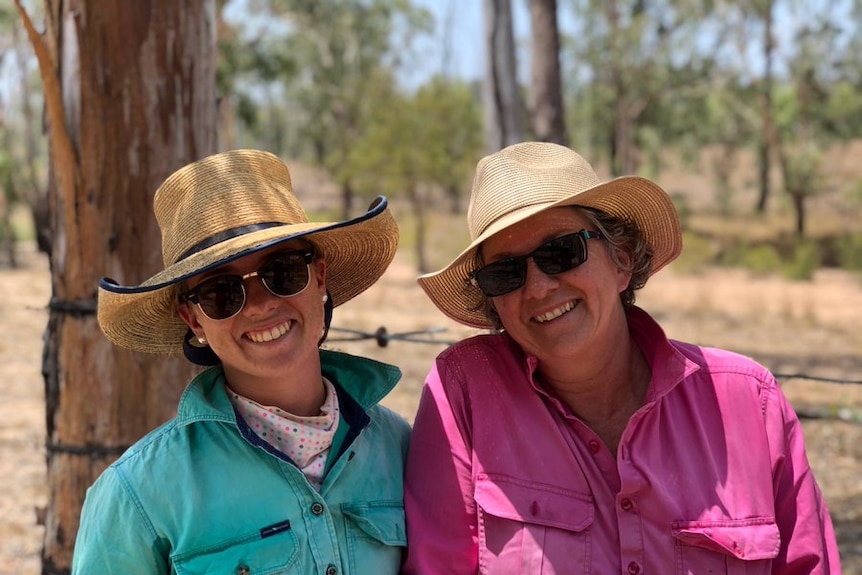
[474,473,595,575]
[342,501,406,574]
[172,520,299,575]
[672,518,780,575]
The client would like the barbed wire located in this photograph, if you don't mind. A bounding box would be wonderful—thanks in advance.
[330,325,862,384]
[328,326,455,347]
[775,373,862,386]
[329,325,862,423]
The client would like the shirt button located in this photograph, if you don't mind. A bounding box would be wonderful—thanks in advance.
[588,440,601,454]
[325,565,338,575]
[236,566,251,575]
[311,502,325,515]
[620,498,634,511]
[627,561,641,575]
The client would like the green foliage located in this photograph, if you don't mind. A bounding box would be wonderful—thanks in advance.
[848,178,862,204]
[782,143,825,201]
[781,239,820,281]
[825,82,862,138]
[672,231,716,274]
[220,0,434,196]
[719,242,783,276]
[835,234,862,272]
[669,192,692,228]
[715,236,820,280]
[411,78,483,194]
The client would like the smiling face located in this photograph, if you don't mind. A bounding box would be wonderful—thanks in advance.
[481,206,632,368]
[178,241,327,395]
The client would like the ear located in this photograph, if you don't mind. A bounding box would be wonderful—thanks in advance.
[178,300,205,337]
[312,258,327,294]
[614,250,634,294]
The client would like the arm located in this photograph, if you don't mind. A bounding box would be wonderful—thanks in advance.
[765,377,842,575]
[402,361,478,575]
[72,467,168,575]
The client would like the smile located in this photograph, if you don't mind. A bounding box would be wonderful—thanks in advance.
[533,301,575,323]
[246,320,292,343]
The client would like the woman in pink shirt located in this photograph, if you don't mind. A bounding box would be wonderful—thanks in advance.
[402,142,841,574]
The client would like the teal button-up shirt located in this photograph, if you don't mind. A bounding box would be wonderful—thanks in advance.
[72,350,410,575]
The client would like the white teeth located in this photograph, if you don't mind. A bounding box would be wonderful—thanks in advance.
[248,321,291,343]
[534,301,575,323]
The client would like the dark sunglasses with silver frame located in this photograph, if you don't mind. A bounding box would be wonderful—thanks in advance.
[471,229,603,298]
[180,248,315,320]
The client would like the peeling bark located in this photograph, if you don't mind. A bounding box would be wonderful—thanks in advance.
[16,1,217,571]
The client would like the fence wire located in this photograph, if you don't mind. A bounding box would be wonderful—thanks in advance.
[329,325,862,424]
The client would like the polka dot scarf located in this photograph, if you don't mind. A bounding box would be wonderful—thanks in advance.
[228,378,340,491]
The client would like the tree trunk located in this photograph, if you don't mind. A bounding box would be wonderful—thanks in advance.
[756,0,775,214]
[17,1,216,572]
[13,20,52,254]
[342,179,354,221]
[483,0,524,152]
[529,0,567,145]
[792,191,805,237]
[410,182,428,274]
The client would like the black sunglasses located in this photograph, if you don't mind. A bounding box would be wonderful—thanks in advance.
[180,249,315,320]
[471,230,604,297]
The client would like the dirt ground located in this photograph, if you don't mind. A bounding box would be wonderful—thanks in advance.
[3,242,862,573]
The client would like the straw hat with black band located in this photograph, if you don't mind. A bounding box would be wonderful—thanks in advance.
[417,141,683,329]
[98,149,399,357]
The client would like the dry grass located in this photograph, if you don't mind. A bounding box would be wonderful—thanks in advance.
[3,238,862,573]
[4,141,862,572]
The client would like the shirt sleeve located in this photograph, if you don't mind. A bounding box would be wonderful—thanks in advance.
[764,375,842,574]
[72,466,168,575]
[402,361,478,575]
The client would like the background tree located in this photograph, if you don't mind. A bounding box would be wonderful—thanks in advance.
[774,11,845,238]
[529,0,568,145]
[352,75,483,272]
[16,1,216,572]
[231,0,432,219]
[483,0,524,152]
[753,0,776,214]
[0,1,48,264]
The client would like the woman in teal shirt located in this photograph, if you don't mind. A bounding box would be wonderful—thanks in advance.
[72,150,410,575]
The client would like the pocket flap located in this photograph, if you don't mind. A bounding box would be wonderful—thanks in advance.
[672,518,780,560]
[342,502,407,546]
[172,522,298,575]
[474,473,594,532]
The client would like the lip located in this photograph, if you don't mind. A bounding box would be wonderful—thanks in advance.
[532,300,576,323]
[245,319,293,343]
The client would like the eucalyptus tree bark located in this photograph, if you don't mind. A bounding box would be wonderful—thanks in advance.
[605,0,638,176]
[16,1,216,572]
[756,0,775,214]
[483,0,524,152]
[529,0,567,145]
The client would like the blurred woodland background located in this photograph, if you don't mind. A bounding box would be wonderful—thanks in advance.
[1,0,862,573]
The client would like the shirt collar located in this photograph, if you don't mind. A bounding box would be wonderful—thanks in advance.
[519,306,699,402]
[175,349,401,424]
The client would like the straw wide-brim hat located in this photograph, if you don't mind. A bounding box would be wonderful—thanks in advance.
[418,141,682,328]
[98,149,399,354]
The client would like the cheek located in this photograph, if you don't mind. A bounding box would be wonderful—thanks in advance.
[489,295,519,326]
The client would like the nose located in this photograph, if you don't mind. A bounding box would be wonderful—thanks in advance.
[240,271,278,314]
[521,257,558,298]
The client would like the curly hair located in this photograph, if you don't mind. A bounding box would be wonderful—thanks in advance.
[469,206,654,328]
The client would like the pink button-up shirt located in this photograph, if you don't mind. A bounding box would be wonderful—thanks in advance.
[402,307,840,574]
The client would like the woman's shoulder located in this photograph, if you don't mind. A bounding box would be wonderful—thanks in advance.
[367,404,411,436]
[673,339,773,378]
[437,331,518,362]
